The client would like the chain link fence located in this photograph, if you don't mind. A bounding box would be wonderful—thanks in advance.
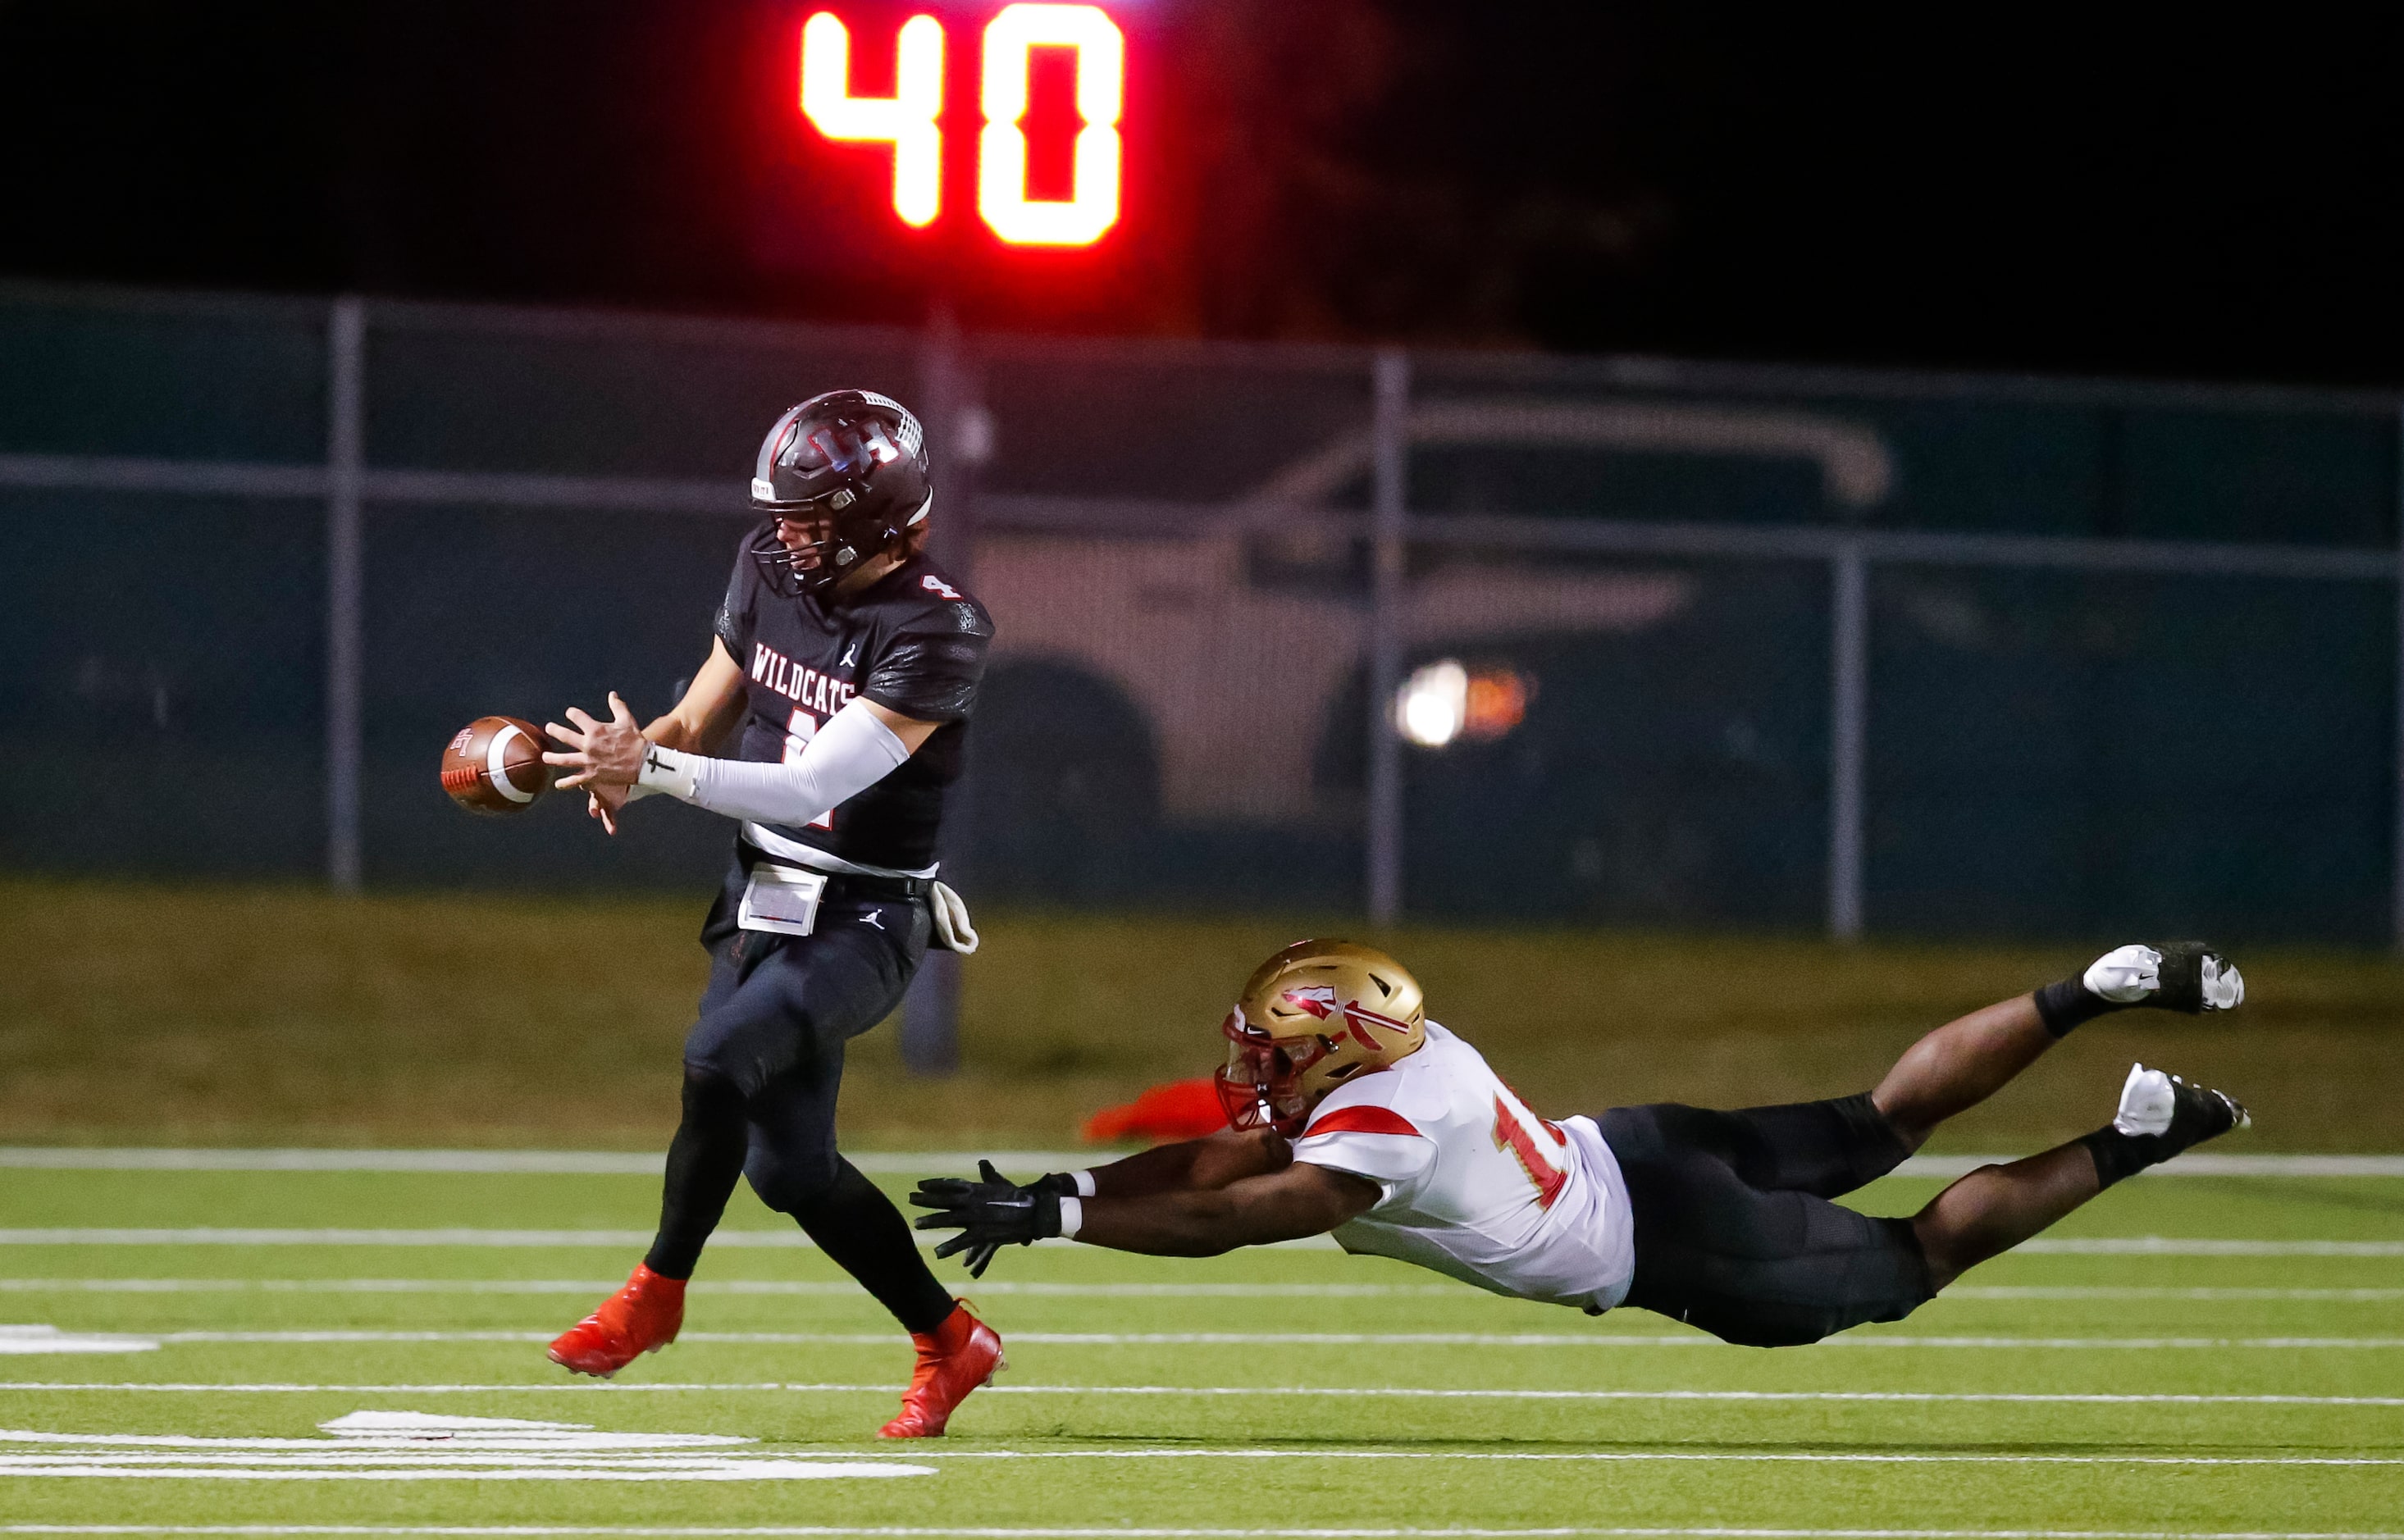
[4,282,2398,951]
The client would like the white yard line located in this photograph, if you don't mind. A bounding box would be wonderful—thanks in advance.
[421,1449,2404,1467]
[0,1443,2395,1469]
[0,1151,674,1174]
[0,1230,687,1248]
[0,1228,1336,1251]
[0,1231,760,1249]
[3,1149,2401,1178]
[72,1330,2404,1350]
[0,1151,1083,1176]
[4,1143,2404,1177]
[1891,1155,2404,1178]
[5,1230,2401,1255]
[0,1463,919,1483]
[2,1279,2397,1301]
[0,1279,1468,1297]
[2,1382,2398,1406]
[6,1444,2380,1468]
[1943,1287,2404,1301]
[7,1530,2404,1539]
[14,1518,2404,1528]
[0,1415,929,1481]
[2013,1240,2404,1255]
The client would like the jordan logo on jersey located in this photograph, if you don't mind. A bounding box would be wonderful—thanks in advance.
[751,642,855,717]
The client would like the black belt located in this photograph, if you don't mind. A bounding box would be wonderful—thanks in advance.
[823,870,931,903]
[739,842,929,903]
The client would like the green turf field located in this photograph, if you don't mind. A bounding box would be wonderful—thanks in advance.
[8,876,2404,1150]
[3,875,2402,1532]
[0,1161,2398,1535]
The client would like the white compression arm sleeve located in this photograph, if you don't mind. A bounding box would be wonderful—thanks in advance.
[635,699,911,827]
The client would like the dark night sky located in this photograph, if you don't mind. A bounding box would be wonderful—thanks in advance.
[2,1,2399,384]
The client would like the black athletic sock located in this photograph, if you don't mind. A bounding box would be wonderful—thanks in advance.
[789,1158,957,1335]
[2078,1125,2153,1189]
[2032,978,2122,1038]
[645,1068,750,1280]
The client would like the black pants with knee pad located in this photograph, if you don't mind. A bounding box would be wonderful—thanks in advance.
[1599,1093,1934,1347]
[645,852,954,1334]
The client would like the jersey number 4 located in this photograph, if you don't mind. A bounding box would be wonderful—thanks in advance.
[1492,1096,1568,1210]
[783,708,836,831]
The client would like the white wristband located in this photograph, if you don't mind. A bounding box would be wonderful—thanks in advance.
[1057,1196,1083,1240]
[1072,1169,1097,1198]
[635,744,700,800]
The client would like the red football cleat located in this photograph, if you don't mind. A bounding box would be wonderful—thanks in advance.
[878,1301,1005,1438]
[547,1263,686,1378]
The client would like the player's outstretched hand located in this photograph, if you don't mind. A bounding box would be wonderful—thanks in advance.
[910,1160,1061,1278]
[543,692,645,791]
[586,784,631,837]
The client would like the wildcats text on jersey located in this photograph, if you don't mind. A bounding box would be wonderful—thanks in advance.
[714,528,992,872]
[751,642,857,718]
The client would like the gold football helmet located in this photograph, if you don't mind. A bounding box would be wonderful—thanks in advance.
[1215,939,1427,1135]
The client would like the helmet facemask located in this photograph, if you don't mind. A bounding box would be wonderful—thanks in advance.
[1214,1011,1333,1137]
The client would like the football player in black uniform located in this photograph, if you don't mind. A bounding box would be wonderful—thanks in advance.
[538,390,1002,1437]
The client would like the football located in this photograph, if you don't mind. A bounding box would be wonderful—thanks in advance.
[440,715,555,815]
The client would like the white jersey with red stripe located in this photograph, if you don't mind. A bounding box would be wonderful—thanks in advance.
[1289,1021,1635,1313]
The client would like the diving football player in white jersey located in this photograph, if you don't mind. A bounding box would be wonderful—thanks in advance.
[914,938,2249,1346]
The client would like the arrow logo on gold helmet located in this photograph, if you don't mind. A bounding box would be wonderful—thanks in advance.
[1341,1001,1412,1051]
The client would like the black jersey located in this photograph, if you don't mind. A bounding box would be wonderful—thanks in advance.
[712,522,994,873]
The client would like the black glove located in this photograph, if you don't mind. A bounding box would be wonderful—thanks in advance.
[910,1160,1064,1278]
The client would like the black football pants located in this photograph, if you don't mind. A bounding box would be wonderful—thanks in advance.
[645,854,954,1334]
[1599,1092,1934,1347]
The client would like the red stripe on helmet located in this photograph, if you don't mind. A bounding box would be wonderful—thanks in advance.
[1302,1105,1421,1140]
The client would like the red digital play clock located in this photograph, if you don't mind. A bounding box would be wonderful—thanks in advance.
[797,2,1127,248]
